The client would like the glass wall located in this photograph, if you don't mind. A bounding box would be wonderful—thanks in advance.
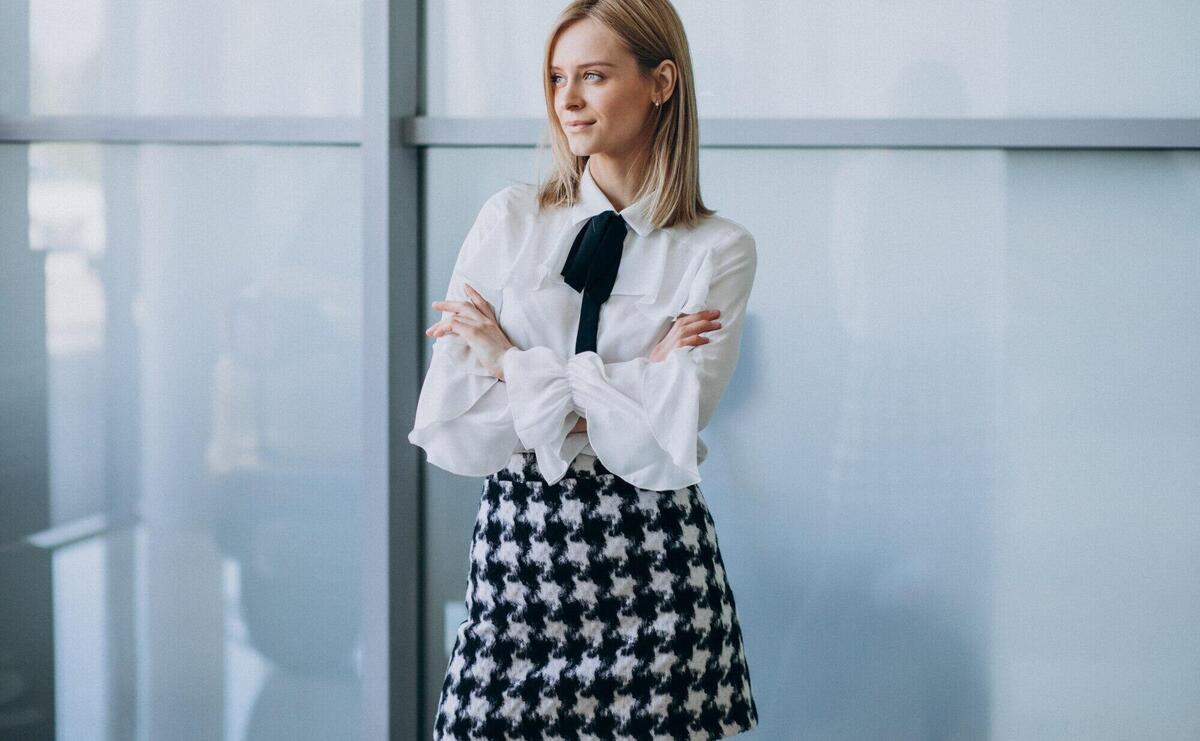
[419,8,1200,735]
[4,0,361,116]
[423,1,1200,117]
[1,141,364,741]
[0,0,371,737]
[705,147,1200,740]
[421,145,1200,741]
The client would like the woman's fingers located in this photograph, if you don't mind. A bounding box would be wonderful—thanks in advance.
[426,314,475,336]
[432,299,476,314]
[674,308,721,329]
[679,319,722,338]
[463,284,495,318]
[426,284,498,341]
[430,303,485,328]
[665,310,721,353]
[433,285,497,323]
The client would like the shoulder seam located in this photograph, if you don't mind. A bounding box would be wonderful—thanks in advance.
[718,223,755,255]
[487,182,538,213]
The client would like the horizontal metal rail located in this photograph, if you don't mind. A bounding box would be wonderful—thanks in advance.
[2,115,1198,149]
[0,115,361,145]
[406,116,1200,149]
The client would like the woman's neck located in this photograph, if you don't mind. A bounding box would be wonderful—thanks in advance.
[586,152,649,212]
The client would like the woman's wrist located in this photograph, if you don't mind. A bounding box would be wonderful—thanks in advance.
[493,345,516,382]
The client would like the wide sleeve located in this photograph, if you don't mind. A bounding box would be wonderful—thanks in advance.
[407,189,580,477]
[502,229,758,491]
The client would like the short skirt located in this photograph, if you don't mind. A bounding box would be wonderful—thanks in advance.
[433,451,759,740]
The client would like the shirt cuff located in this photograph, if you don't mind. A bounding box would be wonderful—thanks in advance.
[567,349,701,491]
[502,346,581,484]
[408,347,521,476]
[503,346,703,491]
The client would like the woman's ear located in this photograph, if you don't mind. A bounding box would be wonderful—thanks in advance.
[654,59,678,104]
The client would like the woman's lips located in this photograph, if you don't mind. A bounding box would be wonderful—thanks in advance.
[567,121,594,129]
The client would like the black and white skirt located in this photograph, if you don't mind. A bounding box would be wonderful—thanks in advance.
[433,451,759,740]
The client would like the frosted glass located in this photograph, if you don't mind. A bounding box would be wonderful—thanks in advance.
[0,142,366,740]
[1,0,361,115]
[421,147,1200,740]
[424,0,1200,118]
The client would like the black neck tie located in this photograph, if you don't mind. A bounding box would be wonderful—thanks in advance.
[560,210,628,354]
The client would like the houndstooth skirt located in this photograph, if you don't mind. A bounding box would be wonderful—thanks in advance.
[433,451,759,740]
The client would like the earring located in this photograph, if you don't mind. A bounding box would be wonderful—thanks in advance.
[654,99,661,107]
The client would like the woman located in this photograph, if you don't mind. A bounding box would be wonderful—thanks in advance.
[409,1,760,737]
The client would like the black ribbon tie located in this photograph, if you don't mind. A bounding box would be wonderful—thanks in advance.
[560,209,628,354]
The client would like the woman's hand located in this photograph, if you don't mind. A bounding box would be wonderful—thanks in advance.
[570,310,722,430]
[648,308,721,363]
[426,283,514,380]
[571,309,722,432]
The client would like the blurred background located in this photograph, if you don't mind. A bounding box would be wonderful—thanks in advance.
[1,1,1198,740]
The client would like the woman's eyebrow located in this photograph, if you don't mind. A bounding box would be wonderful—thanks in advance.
[550,61,617,70]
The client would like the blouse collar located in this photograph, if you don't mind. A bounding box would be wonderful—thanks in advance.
[568,158,656,238]
[507,159,670,310]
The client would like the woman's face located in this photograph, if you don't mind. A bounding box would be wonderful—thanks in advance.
[549,18,658,161]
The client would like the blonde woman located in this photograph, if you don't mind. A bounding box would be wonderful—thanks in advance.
[409,1,760,737]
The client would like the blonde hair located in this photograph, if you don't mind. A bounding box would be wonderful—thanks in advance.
[535,0,714,229]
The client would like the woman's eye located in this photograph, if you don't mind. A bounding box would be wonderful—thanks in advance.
[549,72,602,84]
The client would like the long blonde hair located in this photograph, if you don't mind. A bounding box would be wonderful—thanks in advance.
[535,0,714,229]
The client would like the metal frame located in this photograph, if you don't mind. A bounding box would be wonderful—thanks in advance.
[361,0,423,738]
[404,116,1200,149]
[4,116,1199,149]
[0,115,360,145]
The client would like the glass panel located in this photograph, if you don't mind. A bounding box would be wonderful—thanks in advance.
[1,0,361,116]
[0,142,365,740]
[710,146,1200,740]
[424,1,1200,118]
[421,146,1200,739]
[994,150,1200,740]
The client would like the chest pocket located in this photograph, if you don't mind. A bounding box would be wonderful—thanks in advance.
[628,243,716,324]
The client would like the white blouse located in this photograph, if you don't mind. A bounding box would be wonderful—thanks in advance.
[407,159,757,491]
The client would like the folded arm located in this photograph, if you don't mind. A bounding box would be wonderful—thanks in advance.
[408,189,581,477]
[501,229,757,491]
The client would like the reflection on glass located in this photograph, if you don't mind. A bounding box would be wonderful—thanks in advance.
[3,142,365,740]
[32,146,110,526]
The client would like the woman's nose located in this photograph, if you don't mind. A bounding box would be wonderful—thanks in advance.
[563,79,584,107]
